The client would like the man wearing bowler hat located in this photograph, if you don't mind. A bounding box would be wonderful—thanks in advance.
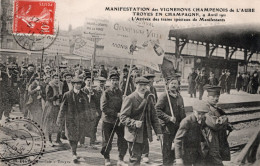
[202,85,231,165]
[174,102,209,166]
[57,77,90,163]
[100,72,128,166]
[156,75,186,165]
[120,76,163,165]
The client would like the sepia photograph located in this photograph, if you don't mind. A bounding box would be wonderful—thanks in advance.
[0,0,260,165]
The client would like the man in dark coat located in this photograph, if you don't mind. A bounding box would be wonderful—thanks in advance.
[202,86,231,165]
[99,65,108,79]
[57,77,91,163]
[120,67,135,97]
[100,72,128,166]
[251,71,259,94]
[60,72,73,140]
[218,69,226,94]
[174,102,208,166]
[0,64,10,119]
[195,69,208,100]
[225,70,232,94]
[235,72,243,92]
[120,77,163,165]
[187,68,198,98]
[156,76,186,165]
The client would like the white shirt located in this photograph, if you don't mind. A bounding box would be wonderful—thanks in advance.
[73,88,80,94]
[68,82,73,91]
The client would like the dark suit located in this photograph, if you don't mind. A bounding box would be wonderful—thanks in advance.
[156,91,186,165]
[120,91,162,165]
[100,87,127,160]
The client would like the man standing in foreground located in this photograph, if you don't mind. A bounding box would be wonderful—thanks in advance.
[174,103,208,166]
[120,77,163,165]
[155,76,186,165]
[57,78,90,163]
[203,86,231,165]
[100,72,128,166]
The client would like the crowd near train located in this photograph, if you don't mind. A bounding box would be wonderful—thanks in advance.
[0,61,259,166]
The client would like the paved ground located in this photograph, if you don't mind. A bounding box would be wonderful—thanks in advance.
[1,89,260,166]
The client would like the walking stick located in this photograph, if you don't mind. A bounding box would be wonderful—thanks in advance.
[103,118,119,154]
[103,55,133,154]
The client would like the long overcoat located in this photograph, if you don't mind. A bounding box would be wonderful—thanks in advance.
[57,90,93,141]
[188,72,198,94]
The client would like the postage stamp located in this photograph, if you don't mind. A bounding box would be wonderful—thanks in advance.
[13,0,56,35]
[0,117,46,166]
[12,0,58,51]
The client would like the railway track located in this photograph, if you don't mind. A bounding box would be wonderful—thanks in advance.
[225,105,260,152]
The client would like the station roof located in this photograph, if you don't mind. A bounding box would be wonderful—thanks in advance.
[169,24,260,53]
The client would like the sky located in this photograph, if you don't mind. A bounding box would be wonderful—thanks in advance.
[55,0,260,31]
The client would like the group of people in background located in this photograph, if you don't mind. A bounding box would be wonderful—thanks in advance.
[0,61,235,166]
[188,68,260,100]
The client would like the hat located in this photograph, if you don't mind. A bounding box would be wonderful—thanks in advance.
[71,77,83,84]
[123,68,128,73]
[84,73,92,81]
[28,64,34,67]
[45,65,51,69]
[63,72,73,78]
[135,76,150,84]
[204,85,221,96]
[52,73,59,78]
[109,72,120,80]
[59,65,67,69]
[22,64,28,69]
[98,77,107,82]
[143,73,155,79]
[166,73,181,82]
[193,102,209,113]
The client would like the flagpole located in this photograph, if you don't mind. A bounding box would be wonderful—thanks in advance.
[123,58,133,99]
[89,37,96,103]
[160,67,175,118]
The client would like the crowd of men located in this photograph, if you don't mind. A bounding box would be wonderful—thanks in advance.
[188,68,260,100]
[0,62,233,166]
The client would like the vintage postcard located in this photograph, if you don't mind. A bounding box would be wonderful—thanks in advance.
[0,0,260,165]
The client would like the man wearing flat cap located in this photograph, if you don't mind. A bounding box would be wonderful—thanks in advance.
[174,101,209,166]
[156,76,186,165]
[100,72,128,166]
[201,85,231,165]
[57,77,91,163]
[120,76,163,165]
